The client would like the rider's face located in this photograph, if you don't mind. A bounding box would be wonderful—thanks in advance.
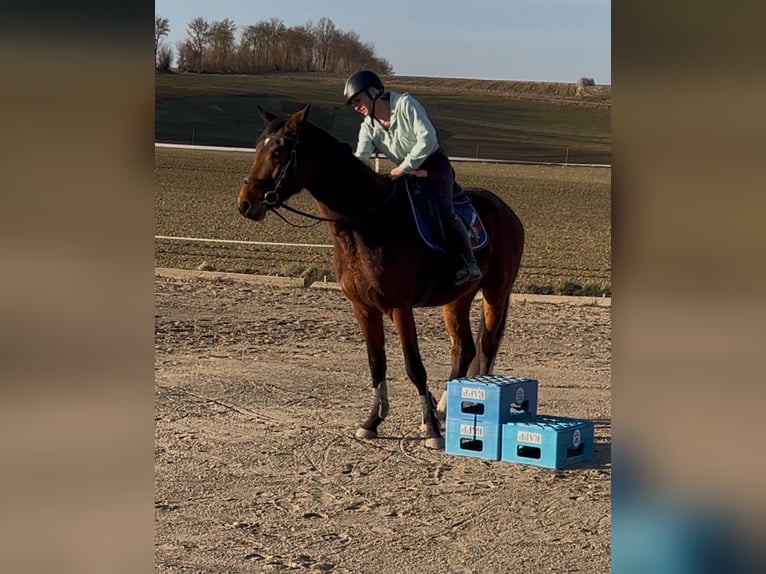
[350,92,373,117]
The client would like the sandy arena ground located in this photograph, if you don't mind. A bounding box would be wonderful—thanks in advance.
[155,274,611,573]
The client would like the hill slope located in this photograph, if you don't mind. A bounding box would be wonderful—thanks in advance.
[155,72,610,164]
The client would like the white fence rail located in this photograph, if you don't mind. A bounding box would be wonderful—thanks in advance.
[155,142,611,168]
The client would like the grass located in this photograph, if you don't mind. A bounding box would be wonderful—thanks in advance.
[155,72,611,164]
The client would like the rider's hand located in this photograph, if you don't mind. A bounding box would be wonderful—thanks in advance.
[390,166,406,179]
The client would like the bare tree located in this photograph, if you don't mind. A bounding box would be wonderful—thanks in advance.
[157,45,174,72]
[186,17,210,73]
[170,13,395,75]
[208,19,237,72]
[238,24,261,72]
[312,17,336,72]
[176,41,193,72]
[264,18,288,70]
[155,16,170,68]
[326,30,391,75]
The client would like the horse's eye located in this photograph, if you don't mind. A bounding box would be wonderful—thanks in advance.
[270,149,281,161]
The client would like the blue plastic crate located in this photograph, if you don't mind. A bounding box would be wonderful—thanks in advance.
[501,415,594,469]
[446,375,538,425]
[445,419,502,460]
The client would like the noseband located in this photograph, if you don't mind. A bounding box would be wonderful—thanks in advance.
[243,129,300,207]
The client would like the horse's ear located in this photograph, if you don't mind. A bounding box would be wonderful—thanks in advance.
[291,105,311,125]
[258,105,276,125]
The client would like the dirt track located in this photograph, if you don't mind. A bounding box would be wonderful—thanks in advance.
[155,274,611,573]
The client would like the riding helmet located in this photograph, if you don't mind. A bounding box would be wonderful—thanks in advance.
[343,70,385,104]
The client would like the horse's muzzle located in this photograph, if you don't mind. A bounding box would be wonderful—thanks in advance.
[237,198,266,221]
[237,182,266,221]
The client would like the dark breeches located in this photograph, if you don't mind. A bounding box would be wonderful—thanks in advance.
[419,148,454,213]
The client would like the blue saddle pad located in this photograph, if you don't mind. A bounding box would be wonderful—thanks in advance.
[405,182,488,253]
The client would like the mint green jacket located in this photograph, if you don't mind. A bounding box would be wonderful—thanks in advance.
[353,91,439,172]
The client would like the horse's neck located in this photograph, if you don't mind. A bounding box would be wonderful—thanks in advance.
[305,145,393,221]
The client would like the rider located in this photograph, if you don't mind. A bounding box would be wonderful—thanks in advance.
[343,70,482,286]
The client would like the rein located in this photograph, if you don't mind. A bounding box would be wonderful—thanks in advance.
[243,122,403,225]
[274,180,400,225]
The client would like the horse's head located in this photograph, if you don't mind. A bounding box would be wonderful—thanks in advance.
[237,105,310,221]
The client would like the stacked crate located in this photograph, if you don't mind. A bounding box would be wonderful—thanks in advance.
[444,375,594,468]
[500,414,594,469]
[444,375,538,460]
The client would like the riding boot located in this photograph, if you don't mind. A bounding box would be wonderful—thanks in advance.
[442,211,482,286]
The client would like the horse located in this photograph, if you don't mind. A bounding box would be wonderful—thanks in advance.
[237,105,524,449]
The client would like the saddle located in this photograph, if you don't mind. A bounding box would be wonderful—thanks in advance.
[403,177,488,253]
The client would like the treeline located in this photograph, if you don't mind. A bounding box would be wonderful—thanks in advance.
[155,16,393,76]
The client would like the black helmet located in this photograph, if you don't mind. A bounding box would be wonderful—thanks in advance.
[343,70,384,104]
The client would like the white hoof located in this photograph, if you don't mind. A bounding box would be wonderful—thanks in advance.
[355,427,377,439]
[425,436,445,450]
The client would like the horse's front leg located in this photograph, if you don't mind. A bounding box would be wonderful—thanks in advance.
[350,303,389,439]
[391,308,443,450]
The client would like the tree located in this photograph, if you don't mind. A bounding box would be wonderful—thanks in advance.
[186,17,210,73]
[312,17,336,72]
[276,25,313,71]
[325,30,392,75]
[170,14,394,75]
[263,18,287,70]
[208,19,237,72]
[238,24,261,72]
[155,16,170,68]
[157,45,174,72]
[176,41,194,72]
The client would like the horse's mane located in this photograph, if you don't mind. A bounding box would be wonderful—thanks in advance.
[310,123,386,179]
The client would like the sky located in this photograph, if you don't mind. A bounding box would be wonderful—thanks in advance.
[154,0,611,84]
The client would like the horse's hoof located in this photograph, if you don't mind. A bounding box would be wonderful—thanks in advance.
[425,437,445,450]
[435,409,446,422]
[355,427,377,439]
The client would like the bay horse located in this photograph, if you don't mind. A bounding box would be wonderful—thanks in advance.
[237,105,524,449]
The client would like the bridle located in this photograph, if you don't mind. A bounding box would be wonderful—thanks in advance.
[241,119,401,225]
[242,128,301,208]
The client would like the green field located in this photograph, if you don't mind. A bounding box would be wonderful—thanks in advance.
[154,147,611,296]
[155,72,611,164]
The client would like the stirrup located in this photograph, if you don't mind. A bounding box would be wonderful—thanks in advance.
[453,265,482,286]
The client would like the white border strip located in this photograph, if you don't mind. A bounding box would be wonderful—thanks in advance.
[154,267,611,307]
[155,235,333,249]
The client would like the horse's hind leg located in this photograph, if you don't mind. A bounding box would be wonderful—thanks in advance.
[391,307,443,450]
[442,296,478,379]
[468,292,511,376]
[435,296,477,421]
[350,303,389,439]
